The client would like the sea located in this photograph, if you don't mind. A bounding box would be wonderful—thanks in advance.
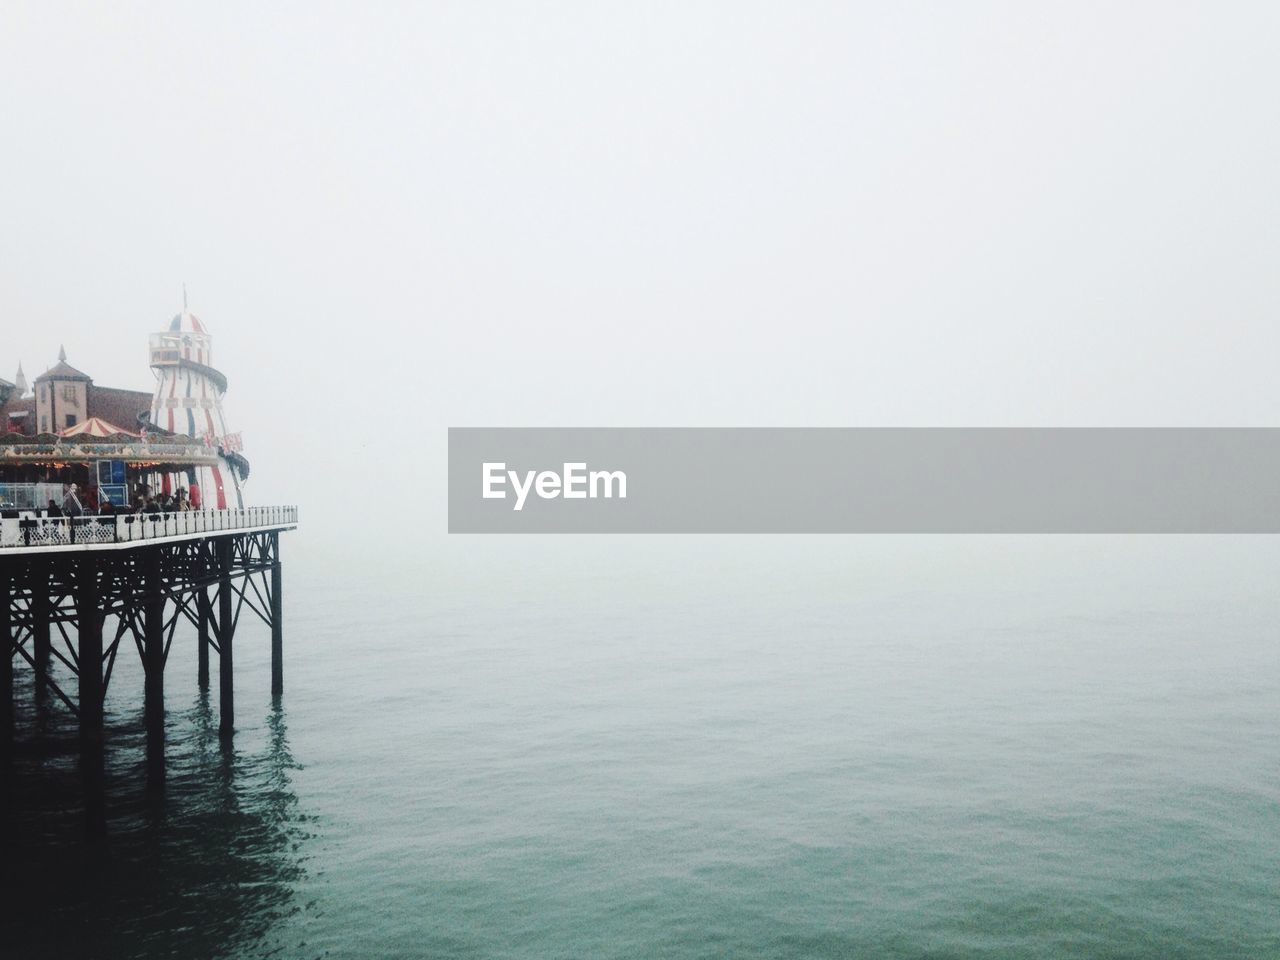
[2,534,1278,959]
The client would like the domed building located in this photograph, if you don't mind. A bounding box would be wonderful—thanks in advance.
[148,309,226,438]
[0,350,153,439]
[148,305,245,508]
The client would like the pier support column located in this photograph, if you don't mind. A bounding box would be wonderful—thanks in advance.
[1,562,12,755]
[197,587,211,690]
[143,548,165,791]
[77,555,106,837]
[217,538,234,738]
[271,532,283,699]
[31,558,50,694]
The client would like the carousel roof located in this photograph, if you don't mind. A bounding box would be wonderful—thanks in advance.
[1,429,226,467]
[59,417,139,438]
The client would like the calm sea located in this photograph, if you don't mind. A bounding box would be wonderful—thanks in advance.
[2,535,1278,959]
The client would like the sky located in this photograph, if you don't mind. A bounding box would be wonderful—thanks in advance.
[2,2,1278,529]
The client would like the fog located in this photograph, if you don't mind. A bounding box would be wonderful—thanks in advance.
[3,3,1278,534]
[4,14,1280,955]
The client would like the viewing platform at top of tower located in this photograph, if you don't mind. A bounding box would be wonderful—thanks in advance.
[149,310,228,393]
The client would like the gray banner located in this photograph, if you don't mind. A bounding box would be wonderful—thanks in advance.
[448,428,1280,533]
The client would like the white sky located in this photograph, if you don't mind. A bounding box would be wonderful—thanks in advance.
[2,3,1278,523]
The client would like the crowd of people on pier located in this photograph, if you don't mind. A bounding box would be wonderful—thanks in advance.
[45,482,202,519]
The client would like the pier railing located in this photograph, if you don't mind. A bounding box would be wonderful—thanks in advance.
[0,505,298,550]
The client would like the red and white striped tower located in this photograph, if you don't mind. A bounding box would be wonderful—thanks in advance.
[148,297,241,508]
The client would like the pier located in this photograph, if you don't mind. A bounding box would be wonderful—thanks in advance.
[0,506,297,834]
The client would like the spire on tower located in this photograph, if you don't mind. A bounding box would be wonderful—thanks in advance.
[14,362,27,397]
[58,345,66,363]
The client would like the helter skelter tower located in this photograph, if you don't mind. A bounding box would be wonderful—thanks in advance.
[148,297,245,508]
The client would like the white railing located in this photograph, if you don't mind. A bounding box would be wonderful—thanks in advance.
[0,506,298,550]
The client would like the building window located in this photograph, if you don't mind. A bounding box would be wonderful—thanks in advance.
[40,417,48,433]
[65,414,77,428]
[63,383,77,401]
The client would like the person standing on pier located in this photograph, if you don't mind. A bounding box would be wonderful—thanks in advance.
[62,483,83,517]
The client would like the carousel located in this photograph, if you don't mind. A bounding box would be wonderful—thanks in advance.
[0,416,247,516]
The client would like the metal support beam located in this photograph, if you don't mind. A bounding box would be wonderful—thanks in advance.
[271,532,283,698]
[1,562,12,754]
[143,548,165,791]
[32,557,50,693]
[77,555,106,837]
[197,586,211,689]
[217,538,234,738]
